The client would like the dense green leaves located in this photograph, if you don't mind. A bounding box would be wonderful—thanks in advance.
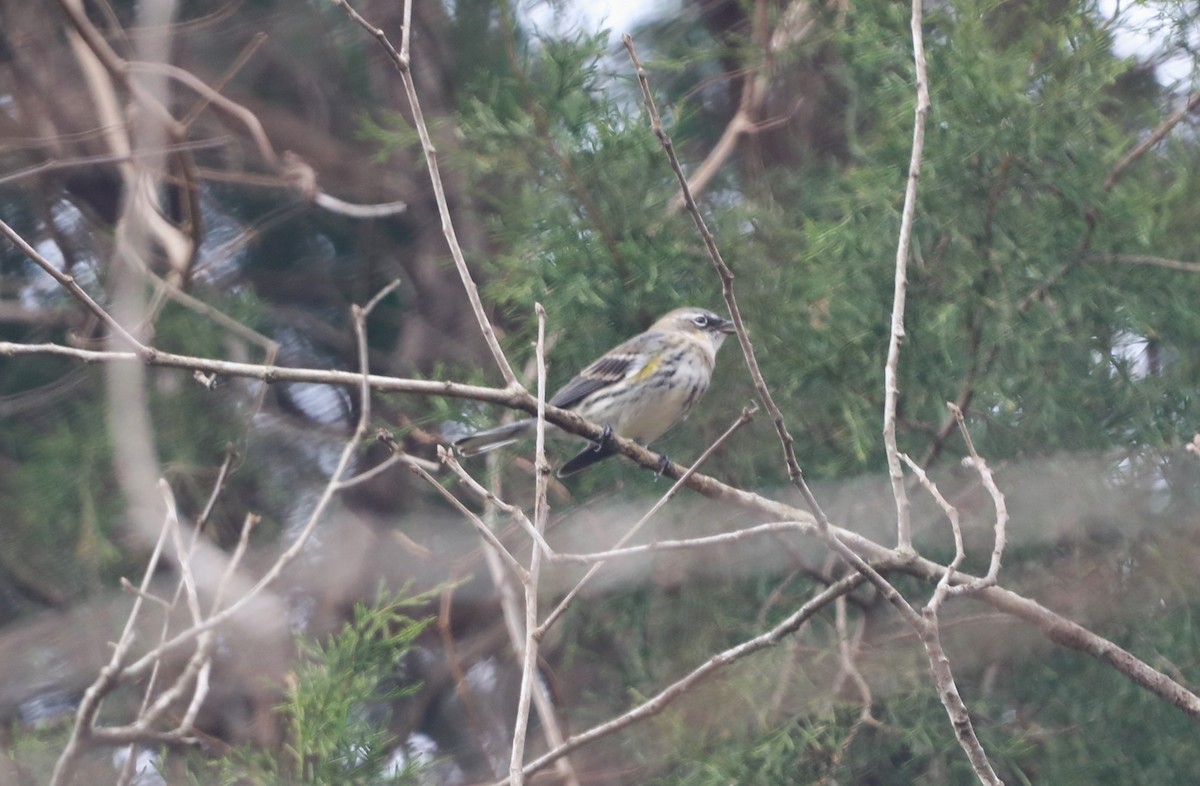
[3,0,1200,781]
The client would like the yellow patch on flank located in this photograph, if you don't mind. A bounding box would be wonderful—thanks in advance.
[631,355,662,382]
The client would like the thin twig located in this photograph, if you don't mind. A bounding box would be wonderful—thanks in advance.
[0,139,229,187]
[899,453,963,612]
[508,304,552,786]
[1089,253,1200,274]
[331,0,519,386]
[335,449,439,491]
[440,449,554,558]
[549,520,809,563]
[621,34,836,543]
[490,572,869,786]
[7,340,1200,719]
[49,506,174,786]
[536,404,757,635]
[403,453,530,582]
[0,218,152,356]
[947,404,1008,594]
[1103,90,1200,192]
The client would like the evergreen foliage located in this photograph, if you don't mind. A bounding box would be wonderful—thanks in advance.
[198,588,432,785]
[1,0,1200,782]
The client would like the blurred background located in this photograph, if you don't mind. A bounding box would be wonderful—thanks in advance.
[2,0,1200,782]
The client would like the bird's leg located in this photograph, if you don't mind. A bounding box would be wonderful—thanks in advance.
[594,424,615,453]
[655,453,671,478]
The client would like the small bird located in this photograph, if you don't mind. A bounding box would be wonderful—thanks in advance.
[454,307,736,477]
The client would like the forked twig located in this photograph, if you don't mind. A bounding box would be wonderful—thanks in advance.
[49,504,174,786]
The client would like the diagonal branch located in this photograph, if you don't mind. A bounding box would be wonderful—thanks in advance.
[490,571,869,786]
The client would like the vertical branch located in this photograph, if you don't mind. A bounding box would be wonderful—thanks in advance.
[892,7,1002,782]
[49,509,173,786]
[508,305,551,786]
[330,0,519,387]
[948,404,1008,592]
[883,0,931,553]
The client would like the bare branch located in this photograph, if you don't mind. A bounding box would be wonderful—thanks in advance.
[621,34,836,545]
[492,572,869,786]
[402,451,530,582]
[0,218,152,356]
[536,403,757,635]
[899,453,963,612]
[667,0,815,213]
[918,612,1004,785]
[508,303,553,786]
[942,403,1009,596]
[49,506,174,786]
[331,0,519,387]
[1089,253,1200,274]
[1103,90,1200,192]
[549,520,809,563]
[880,0,932,553]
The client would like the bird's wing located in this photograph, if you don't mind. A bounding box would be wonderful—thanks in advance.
[549,331,667,410]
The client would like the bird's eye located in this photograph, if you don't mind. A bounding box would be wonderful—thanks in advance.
[692,315,710,328]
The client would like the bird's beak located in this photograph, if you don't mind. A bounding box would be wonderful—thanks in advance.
[717,318,736,334]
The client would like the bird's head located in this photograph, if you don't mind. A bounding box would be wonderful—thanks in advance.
[652,307,737,351]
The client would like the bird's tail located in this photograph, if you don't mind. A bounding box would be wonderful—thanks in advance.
[556,442,617,477]
[453,419,535,456]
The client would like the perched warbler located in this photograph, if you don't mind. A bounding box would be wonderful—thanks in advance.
[454,307,736,477]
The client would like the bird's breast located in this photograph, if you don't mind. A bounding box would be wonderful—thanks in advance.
[599,347,712,444]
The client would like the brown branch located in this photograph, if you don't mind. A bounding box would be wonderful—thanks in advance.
[1020,89,1200,312]
[535,403,757,636]
[1103,90,1200,192]
[490,571,869,786]
[667,0,815,214]
[7,339,1200,721]
[622,34,835,543]
[1089,253,1200,274]
[330,0,519,387]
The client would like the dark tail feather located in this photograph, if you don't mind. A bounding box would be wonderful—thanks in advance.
[557,442,617,477]
[454,420,533,456]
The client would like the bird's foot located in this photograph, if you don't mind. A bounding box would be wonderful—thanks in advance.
[594,424,615,452]
[655,453,671,479]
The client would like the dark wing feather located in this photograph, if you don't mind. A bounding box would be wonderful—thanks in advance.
[548,332,661,409]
